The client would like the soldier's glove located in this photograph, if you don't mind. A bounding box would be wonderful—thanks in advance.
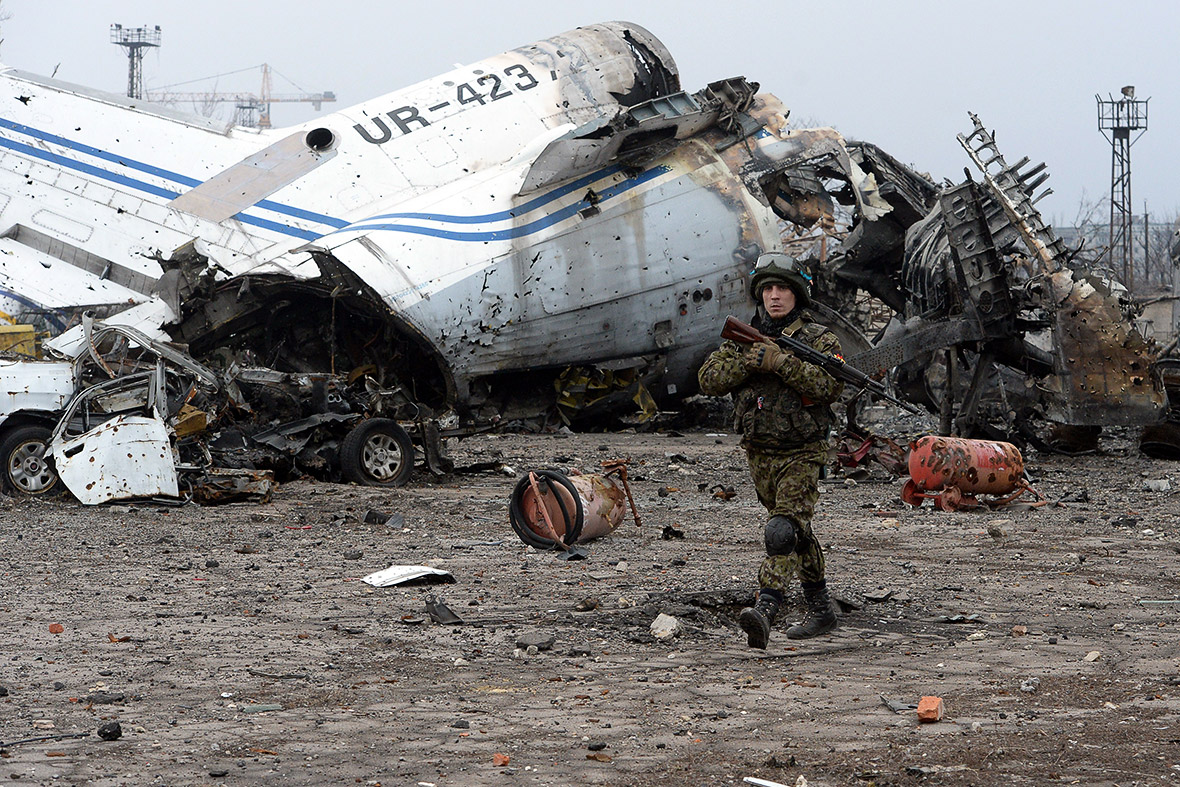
[743,341,790,374]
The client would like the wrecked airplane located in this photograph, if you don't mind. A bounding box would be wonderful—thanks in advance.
[0,20,1171,501]
[0,22,887,443]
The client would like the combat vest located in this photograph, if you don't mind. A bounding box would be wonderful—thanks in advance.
[732,319,836,450]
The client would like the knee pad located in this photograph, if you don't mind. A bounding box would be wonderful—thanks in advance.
[764,514,798,556]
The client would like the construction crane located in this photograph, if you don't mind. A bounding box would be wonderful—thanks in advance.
[147,64,335,129]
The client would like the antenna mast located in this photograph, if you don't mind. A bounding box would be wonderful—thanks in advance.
[1096,86,1149,290]
[110,24,162,99]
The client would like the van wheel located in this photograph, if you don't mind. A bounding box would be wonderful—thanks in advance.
[0,426,61,496]
[339,419,413,487]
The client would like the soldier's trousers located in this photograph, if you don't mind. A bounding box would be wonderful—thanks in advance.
[746,442,827,592]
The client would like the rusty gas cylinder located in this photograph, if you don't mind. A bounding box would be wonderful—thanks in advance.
[906,435,1024,496]
[508,469,628,549]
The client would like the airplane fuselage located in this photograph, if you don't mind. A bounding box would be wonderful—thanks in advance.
[0,22,822,419]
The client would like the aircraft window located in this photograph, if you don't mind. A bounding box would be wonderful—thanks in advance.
[305,128,337,152]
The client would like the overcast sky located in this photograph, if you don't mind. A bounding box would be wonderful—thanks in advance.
[1,0,1176,225]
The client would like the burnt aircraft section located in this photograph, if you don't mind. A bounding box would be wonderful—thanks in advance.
[813,114,1166,446]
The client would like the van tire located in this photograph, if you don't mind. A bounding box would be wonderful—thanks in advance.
[0,425,61,496]
[339,419,413,487]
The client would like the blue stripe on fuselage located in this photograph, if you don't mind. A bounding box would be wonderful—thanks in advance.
[334,165,670,242]
[0,287,67,331]
[0,117,675,246]
[0,117,347,230]
[367,166,627,224]
[0,134,321,240]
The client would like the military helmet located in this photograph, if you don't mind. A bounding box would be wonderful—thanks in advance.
[748,252,812,308]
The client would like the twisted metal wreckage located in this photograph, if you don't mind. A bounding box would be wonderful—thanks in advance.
[0,22,1172,503]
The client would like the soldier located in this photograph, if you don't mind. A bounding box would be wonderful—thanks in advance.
[698,253,843,648]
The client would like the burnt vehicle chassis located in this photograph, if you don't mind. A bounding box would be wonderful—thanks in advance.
[0,319,426,501]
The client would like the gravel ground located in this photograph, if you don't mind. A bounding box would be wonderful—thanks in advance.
[1,419,1179,786]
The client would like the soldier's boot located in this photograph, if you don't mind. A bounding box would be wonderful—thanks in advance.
[738,589,782,649]
[786,581,837,639]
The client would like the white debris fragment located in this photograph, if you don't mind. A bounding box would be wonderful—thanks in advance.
[361,565,454,587]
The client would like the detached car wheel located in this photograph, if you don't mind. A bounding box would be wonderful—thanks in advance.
[340,418,414,487]
[0,425,61,496]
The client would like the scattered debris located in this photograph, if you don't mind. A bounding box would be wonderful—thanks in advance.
[556,545,590,561]
[425,596,463,625]
[836,431,908,476]
[987,520,1011,539]
[246,669,307,680]
[661,525,685,540]
[917,695,945,723]
[743,776,807,787]
[515,633,555,651]
[710,484,737,500]
[1020,677,1041,694]
[881,696,918,714]
[904,765,970,777]
[0,732,90,748]
[361,565,454,588]
[508,463,639,549]
[650,612,681,640]
[86,691,125,705]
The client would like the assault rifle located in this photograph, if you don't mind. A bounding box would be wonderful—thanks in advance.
[721,315,922,414]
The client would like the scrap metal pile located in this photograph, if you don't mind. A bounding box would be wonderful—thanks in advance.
[0,318,423,504]
[768,114,1167,452]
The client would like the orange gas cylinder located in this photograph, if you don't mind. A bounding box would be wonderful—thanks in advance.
[902,436,1025,510]
[508,469,630,549]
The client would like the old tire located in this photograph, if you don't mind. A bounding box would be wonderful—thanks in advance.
[339,419,414,487]
[0,425,61,496]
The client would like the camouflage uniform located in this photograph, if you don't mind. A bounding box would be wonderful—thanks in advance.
[698,312,843,592]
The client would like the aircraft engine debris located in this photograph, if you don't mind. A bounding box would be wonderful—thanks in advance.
[901,435,1043,511]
